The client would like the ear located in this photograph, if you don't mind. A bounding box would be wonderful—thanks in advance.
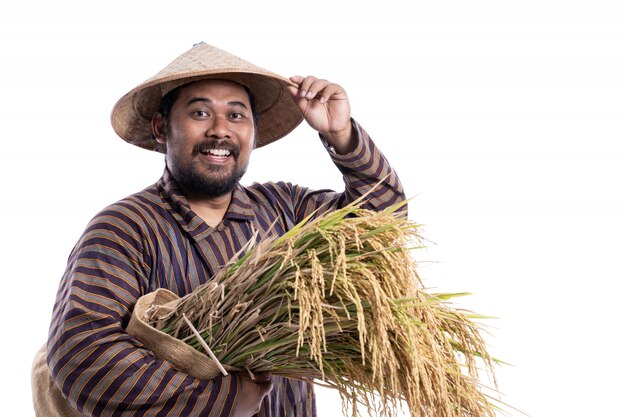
[252,129,259,150]
[152,113,167,144]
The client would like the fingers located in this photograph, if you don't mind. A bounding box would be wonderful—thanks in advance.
[256,377,274,397]
[253,371,272,383]
[248,372,273,396]
[289,75,346,104]
[235,373,274,416]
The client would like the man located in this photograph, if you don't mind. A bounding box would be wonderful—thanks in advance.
[36,42,405,417]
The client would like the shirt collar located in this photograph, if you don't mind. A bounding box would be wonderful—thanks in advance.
[157,168,256,240]
[226,185,256,221]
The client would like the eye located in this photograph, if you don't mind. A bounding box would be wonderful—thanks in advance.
[230,112,245,121]
[193,110,209,118]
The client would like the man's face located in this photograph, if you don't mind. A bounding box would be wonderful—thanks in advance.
[155,79,256,198]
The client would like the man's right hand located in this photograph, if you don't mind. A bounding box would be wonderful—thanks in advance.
[232,372,273,417]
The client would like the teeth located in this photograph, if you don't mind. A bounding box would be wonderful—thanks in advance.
[205,149,231,157]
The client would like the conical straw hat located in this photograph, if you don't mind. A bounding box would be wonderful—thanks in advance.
[111,42,303,152]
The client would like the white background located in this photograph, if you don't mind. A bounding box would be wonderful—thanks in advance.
[1,0,625,416]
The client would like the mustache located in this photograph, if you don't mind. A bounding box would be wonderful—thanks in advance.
[193,139,240,156]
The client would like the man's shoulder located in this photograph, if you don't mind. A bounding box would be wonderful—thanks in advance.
[243,180,294,192]
[101,183,161,211]
[240,181,298,205]
[87,183,169,230]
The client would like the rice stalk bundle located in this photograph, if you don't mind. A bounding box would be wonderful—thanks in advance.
[145,202,498,417]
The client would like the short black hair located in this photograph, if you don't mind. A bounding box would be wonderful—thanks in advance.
[158,80,258,127]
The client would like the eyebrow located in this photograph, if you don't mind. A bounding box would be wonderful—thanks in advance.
[186,97,249,110]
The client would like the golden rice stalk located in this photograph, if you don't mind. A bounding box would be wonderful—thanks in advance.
[147,202,499,417]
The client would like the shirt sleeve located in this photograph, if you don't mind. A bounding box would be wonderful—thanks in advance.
[46,205,241,417]
[291,119,406,222]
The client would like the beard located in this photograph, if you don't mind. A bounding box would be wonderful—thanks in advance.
[169,156,249,198]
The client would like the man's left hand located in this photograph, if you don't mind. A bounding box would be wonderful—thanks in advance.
[289,75,357,154]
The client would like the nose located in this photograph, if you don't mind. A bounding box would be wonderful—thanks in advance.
[206,115,230,139]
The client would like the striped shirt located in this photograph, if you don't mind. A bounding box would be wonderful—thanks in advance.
[47,120,405,417]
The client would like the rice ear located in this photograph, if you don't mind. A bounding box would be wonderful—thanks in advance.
[143,200,501,417]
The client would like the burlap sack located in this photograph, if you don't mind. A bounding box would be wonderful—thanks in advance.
[126,288,234,379]
[31,345,86,417]
[32,288,233,415]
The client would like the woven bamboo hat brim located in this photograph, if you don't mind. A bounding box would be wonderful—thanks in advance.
[111,42,303,152]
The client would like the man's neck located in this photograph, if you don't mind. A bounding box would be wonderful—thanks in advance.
[183,188,233,228]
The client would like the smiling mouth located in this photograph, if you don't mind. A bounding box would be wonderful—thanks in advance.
[200,148,231,157]
[197,142,237,158]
